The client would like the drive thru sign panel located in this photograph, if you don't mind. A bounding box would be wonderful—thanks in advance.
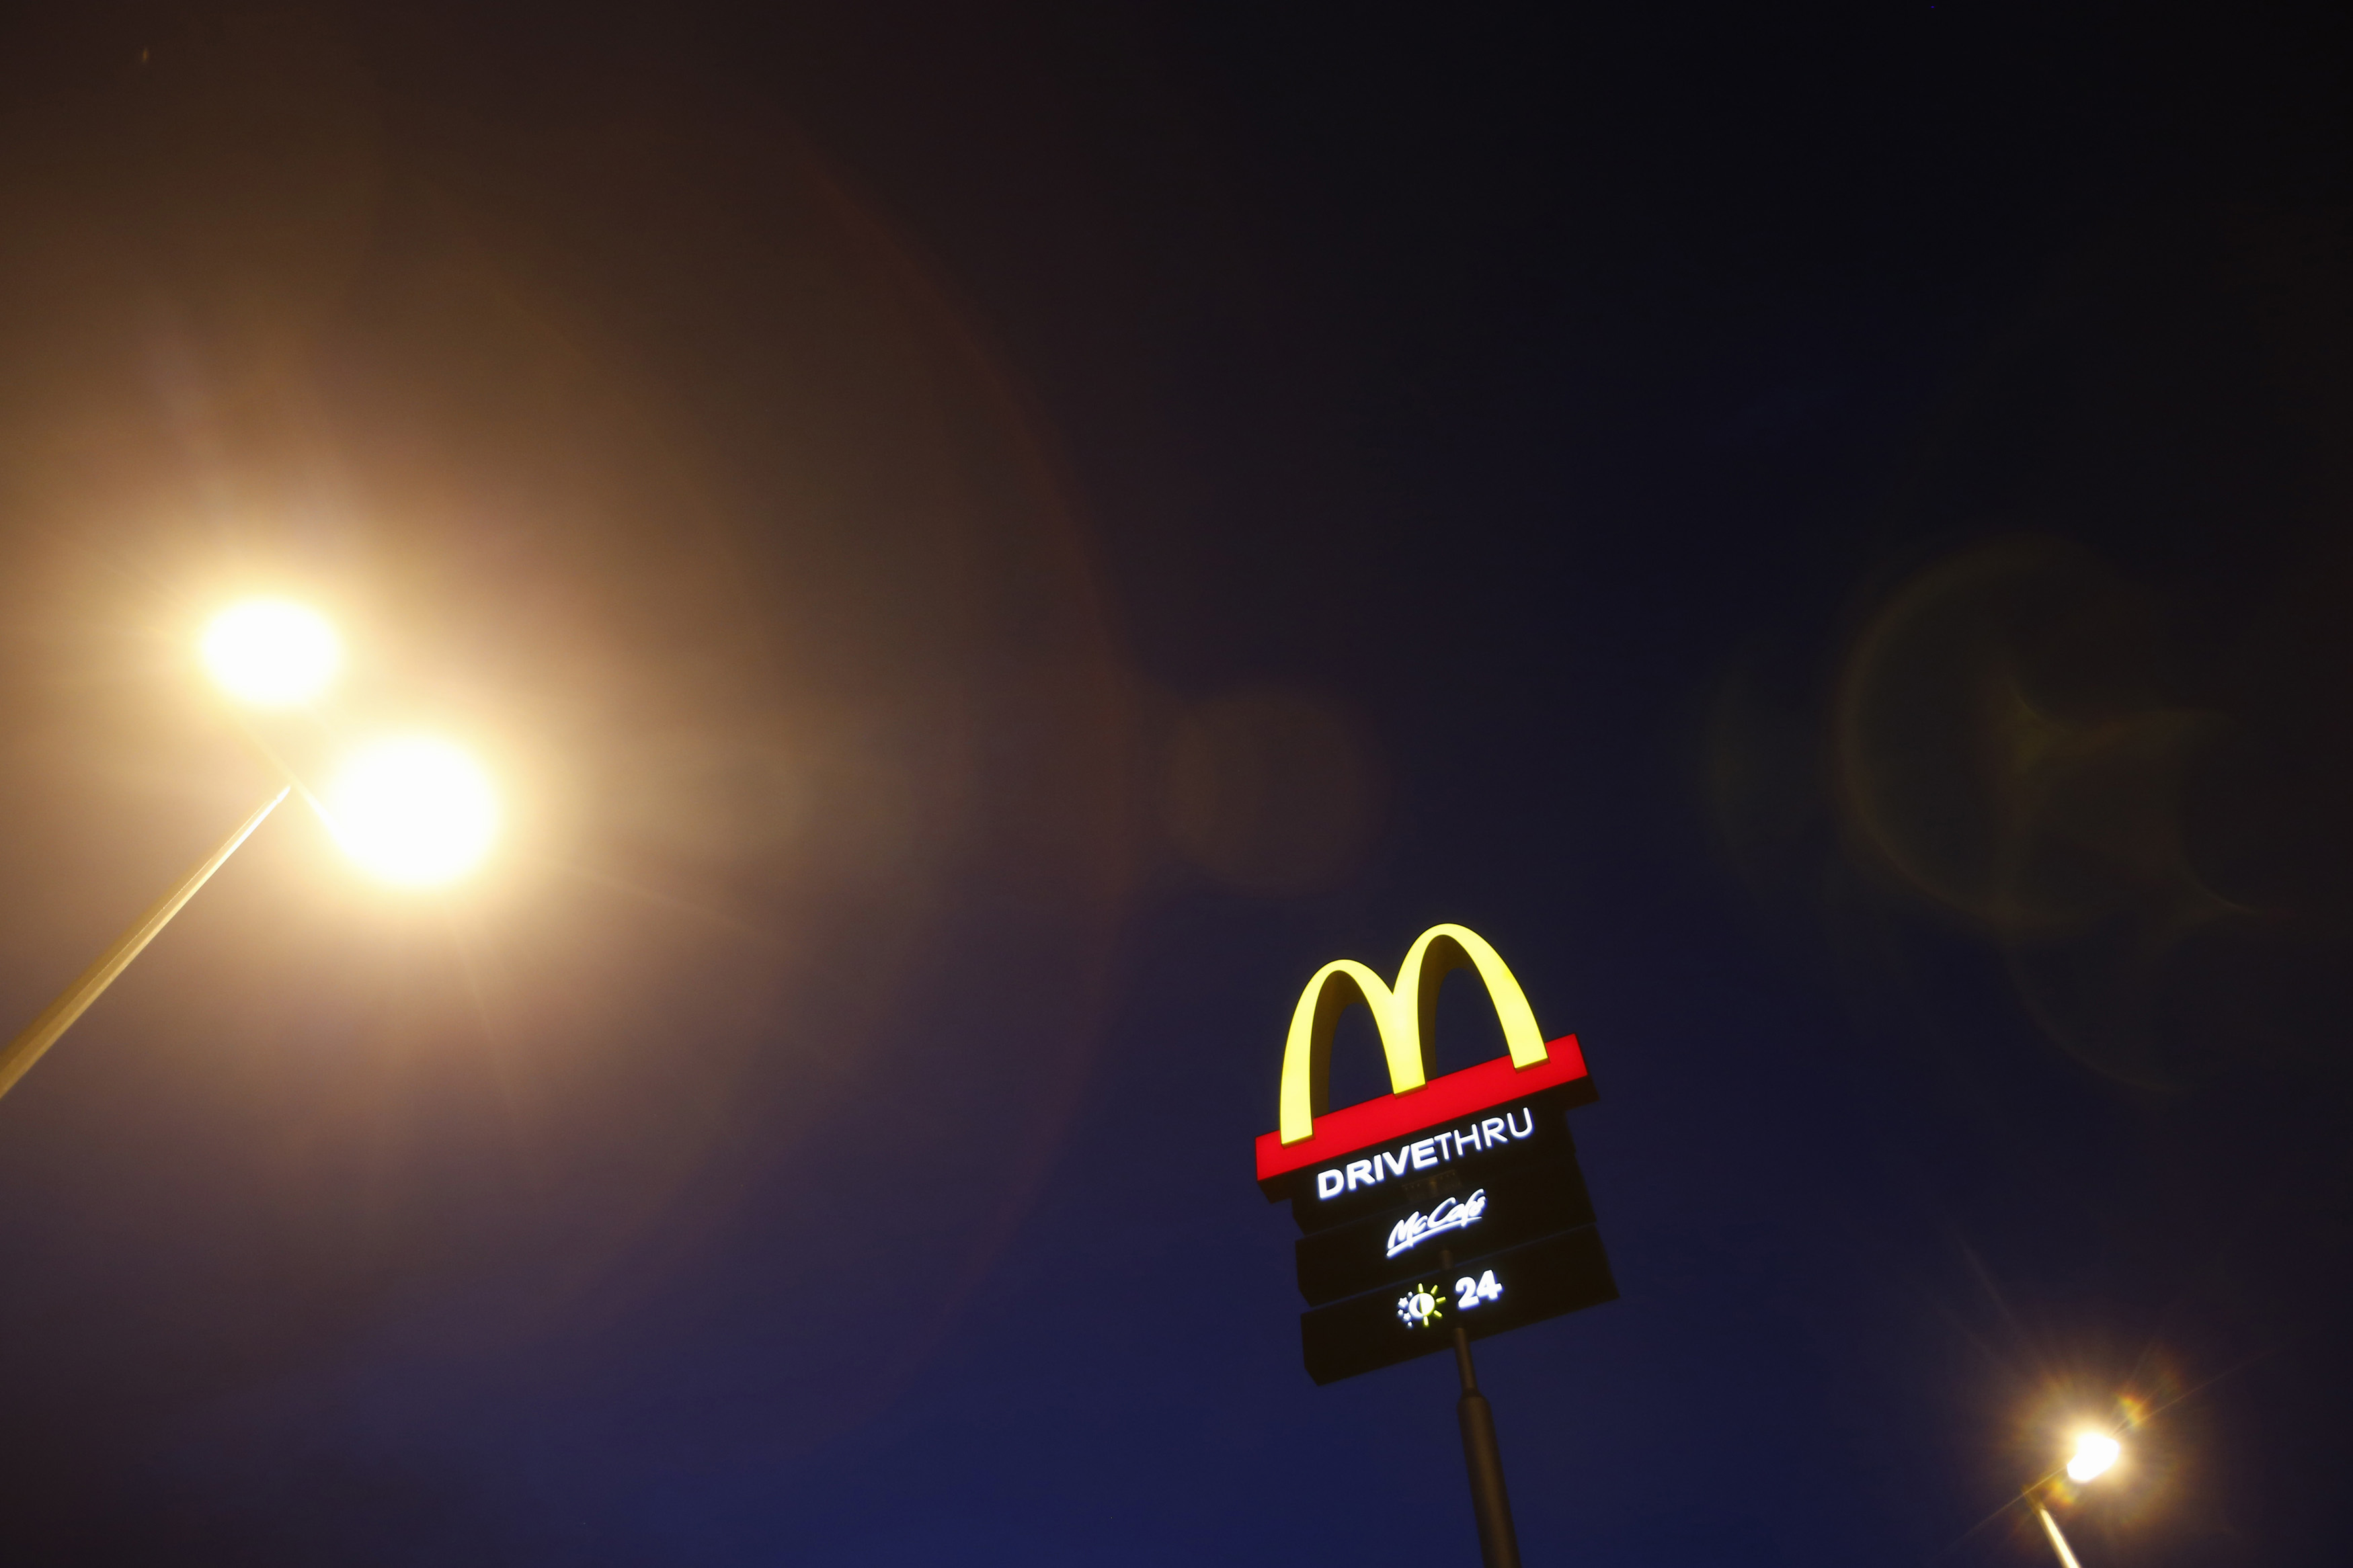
[1255,924,1615,1385]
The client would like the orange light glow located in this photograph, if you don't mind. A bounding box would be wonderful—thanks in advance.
[322,737,499,885]
[2067,1432,2121,1483]
[202,600,340,706]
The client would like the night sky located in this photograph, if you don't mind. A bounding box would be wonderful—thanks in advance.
[0,4,2348,1564]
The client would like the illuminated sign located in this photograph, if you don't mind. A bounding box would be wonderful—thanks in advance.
[1386,1189,1488,1258]
[1292,1146,1593,1306]
[1454,1269,1505,1309]
[1302,1227,1615,1385]
[1271,923,1549,1146]
[1275,1094,1575,1218]
[1397,1282,1447,1328]
[1337,1110,1526,1198]
[1257,923,1616,1384]
[1394,1269,1501,1329]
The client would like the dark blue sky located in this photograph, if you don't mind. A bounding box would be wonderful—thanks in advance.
[0,3,2346,1563]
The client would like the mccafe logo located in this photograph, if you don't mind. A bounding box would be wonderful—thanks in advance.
[1384,1189,1488,1257]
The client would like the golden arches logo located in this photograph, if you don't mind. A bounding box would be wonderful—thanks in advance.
[1279,923,1550,1145]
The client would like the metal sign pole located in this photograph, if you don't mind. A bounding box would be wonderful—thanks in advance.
[1438,1234,1521,1568]
[1451,1320,1521,1567]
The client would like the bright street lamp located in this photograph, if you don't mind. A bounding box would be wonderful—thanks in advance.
[2066,1432,2121,1484]
[201,598,341,706]
[0,602,500,1109]
[2034,1430,2122,1568]
[323,736,500,886]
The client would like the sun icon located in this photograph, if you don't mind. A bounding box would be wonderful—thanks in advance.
[1396,1283,1448,1328]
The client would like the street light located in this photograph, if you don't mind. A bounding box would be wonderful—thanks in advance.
[0,601,499,1108]
[2066,1432,2120,1484]
[323,736,499,886]
[200,598,340,706]
[2034,1431,2122,1568]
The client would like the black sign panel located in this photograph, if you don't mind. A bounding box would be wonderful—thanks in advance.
[1299,1226,1618,1386]
[1267,1074,1611,1384]
[1282,1090,1584,1233]
[1293,1155,1593,1306]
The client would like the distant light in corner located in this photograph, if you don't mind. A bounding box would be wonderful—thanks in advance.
[2067,1432,2121,1483]
[202,600,340,706]
[323,737,498,886]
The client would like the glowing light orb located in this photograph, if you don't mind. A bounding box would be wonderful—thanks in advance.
[324,737,498,885]
[202,600,340,706]
[2067,1432,2121,1483]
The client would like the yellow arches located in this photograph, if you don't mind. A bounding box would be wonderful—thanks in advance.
[1277,923,1549,1144]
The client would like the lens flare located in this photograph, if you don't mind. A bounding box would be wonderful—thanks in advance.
[202,600,340,706]
[323,737,498,885]
[2067,1432,2121,1483]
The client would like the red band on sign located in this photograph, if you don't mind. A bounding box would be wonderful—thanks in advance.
[1253,1035,1589,1183]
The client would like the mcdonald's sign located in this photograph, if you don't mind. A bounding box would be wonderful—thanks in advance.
[1257,924,1616,1384]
